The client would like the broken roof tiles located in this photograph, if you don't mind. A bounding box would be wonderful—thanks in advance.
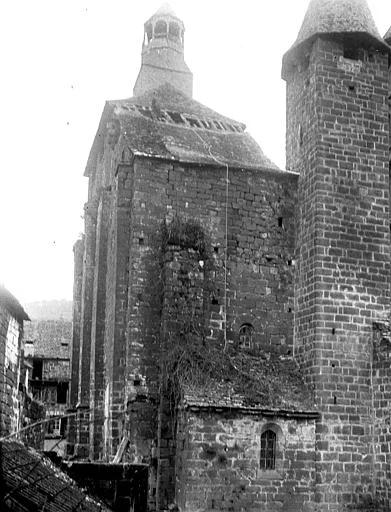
[1,440,111,512]
[181,353,318,418]
[85,83,279,176]
[282,0,390,77]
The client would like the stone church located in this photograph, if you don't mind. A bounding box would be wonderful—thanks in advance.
[67,1,391,510]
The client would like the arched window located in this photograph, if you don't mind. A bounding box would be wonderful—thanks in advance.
[169,22,180,39]
[145,23,153,43]
[260,429,276,470]
[154,20,167,37]
[239,323,254,349]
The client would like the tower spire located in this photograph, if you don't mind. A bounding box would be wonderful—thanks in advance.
[282,0,390,78]
[133,4,193,97]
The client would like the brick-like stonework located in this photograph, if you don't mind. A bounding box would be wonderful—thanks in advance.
[69,4,391,511]
[285,37,390,509]
[176,410,316,512]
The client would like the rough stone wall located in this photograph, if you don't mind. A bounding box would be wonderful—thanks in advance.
[66,239,83,456]
[123,158,297,390]
[75,201,97,458]
[154,245,207,510]
[69,238,84,408]
[107,157,295,507]
[175,409,316,512]
[90,191,110,460]
[0,305,23,436]
[372,323,391,509]
[286,38,390,509]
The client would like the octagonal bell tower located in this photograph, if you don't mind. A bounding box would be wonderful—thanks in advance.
[133,3,193,97]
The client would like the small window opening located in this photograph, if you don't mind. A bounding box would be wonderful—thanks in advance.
[32,359,43,380]
[278,217,283,228]
[169,22,180,39]
[239,323,254,349]
[137,106,153,119]
[260,430,276,470]
[343,44,360,61]
[167,111,185,124]
[214,246,219,253]
[348,84,355,92]
[25,339,34,345]
[57,382,68,404]
[134,379,141,386]
[60,418,67,436]
[139,238,144,245]
[185,117,202,128]
[145,23,153,43]
[154,20,167,37]
[333,395,337,405]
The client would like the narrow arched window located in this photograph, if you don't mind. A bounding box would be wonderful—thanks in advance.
[239,323,254,349]
[154,20,167,37]
[169,22,180,39]
[260,429,276,470]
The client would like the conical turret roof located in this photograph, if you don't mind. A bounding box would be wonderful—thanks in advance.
[155,3,177,17]
[147,3,181,23]
[385,26,391,43]
[282,0,390,78]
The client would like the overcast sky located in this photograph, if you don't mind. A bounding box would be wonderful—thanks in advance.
[1,0,390,304]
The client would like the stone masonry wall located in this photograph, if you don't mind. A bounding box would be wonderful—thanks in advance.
[286,37,390,509]
[119,157,297,456]
[90,191,110,460]
[175,409,316,512]
[372,323,391,510]
[0,305,23,436]
[86,156,298,506]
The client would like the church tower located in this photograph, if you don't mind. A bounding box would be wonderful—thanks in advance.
[283,0,391,509]
[133,4,193,97]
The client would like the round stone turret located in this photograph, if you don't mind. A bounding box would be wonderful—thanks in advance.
[133,4,193,97]
[282,0,390,78]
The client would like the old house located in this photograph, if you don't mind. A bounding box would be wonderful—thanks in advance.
[24,318,72,454]
[0,285,45,449]
[67,1,391,511]
[0,285,30,437]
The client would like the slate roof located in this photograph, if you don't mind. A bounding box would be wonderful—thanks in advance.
[282,0,391,78]
[385,26,391,43]
[181,352,317,418]
[0,440,111,511]
[0,285,30,322]
[85,83,279,176]
[24,319,72,359]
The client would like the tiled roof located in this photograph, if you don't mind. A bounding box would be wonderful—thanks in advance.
[0,285,30,322]
[282,0,391,77]
[24,319,72,359]
[85,83,279,176]
[385,26,391,43]
[0,440,111,511]
[181,352,317,417]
